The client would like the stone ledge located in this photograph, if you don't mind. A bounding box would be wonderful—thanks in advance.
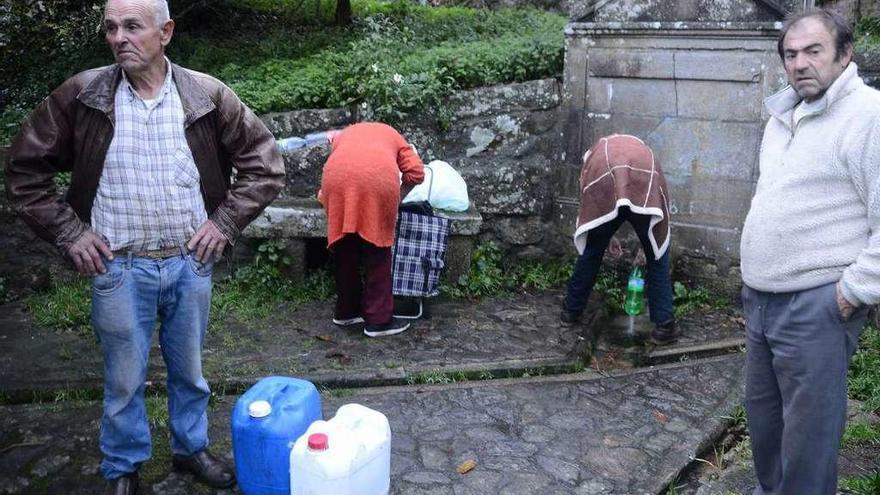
[244,198,483,238]
[243,198,483,281]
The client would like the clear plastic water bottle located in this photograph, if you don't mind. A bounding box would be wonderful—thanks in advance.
[304,131,332,147]
[277,136,306,153]
[623,265,645,316]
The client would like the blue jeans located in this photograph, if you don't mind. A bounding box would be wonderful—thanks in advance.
[564,207,674,324]
[91,251,213,479]
[743,283,867,495]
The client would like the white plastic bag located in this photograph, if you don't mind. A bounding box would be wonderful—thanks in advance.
[403,160,469,212]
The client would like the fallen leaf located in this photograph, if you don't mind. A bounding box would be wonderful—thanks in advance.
[457,459,477,474]
[315,335,336,343]
[653,411,668,424]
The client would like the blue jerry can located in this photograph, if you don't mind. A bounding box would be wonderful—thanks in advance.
[232,376,322,495]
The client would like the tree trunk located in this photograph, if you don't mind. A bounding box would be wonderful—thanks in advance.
[335,0,352,26]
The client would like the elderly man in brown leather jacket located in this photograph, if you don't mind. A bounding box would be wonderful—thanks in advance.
[5,0,284,493]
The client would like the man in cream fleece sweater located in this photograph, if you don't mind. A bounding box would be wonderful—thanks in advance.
[740,9,879,495]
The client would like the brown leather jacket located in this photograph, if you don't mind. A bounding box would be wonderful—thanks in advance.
[5,62,285,253]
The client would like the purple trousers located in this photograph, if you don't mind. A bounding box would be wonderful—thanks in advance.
[331,234,393,325]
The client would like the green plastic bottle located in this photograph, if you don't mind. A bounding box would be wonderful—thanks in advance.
[623,265,645,316]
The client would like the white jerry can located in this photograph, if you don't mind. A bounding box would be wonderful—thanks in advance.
[290,403,391,495]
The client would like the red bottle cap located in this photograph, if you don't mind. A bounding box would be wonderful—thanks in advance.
[307,433,329,451]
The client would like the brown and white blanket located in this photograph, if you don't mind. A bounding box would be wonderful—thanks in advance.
[574,134,670,260]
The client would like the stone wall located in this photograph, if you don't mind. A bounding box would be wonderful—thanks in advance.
[575,0,790,22]
[261,78,567,261]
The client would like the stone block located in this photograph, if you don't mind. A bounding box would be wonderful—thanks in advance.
[458,160,554,215]
[446,79,561,119]
[553,161,582,199]
[279,239,307,280]
[445,236,473,285]
[563,36,590,111]
[646,118,762,181]
[576,27,780,52]
[665,176,756,230]
[823,0,859,25]
[588,48,674,79]
[581,113,664,151]
[492,216,546,246]
[588,78,677,117]
[670,222,742,258]
[280,144,330,198]
[261,107,354,138]
[243,199,328,239]
[430,110,557,162]
[674,50,764,82]
[676,80,763,122]
[587,0,782,22]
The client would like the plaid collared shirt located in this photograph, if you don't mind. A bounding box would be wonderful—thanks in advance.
[91,59,207,252]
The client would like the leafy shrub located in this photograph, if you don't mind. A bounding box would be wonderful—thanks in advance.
[211,240,334,322]
[672,281,727,317]
[443,242,505,297]
[593,265,627,314]
[2,1,565,144]
[441,241,573,298]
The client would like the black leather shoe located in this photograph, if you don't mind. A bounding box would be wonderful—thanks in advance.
[172,450,235,488]
[559,301,582,325]
[650,319,681,345]
[104,472,138,495]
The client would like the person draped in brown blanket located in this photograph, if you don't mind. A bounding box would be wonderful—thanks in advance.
[560,134,678,344]
[318,122,424,337]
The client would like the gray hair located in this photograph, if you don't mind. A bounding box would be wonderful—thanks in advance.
[104,0,171,27]
[152,0,171,27]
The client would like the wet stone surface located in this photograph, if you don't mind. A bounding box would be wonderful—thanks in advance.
[1,291,596,395]
[0,288,751,398]
[0,356,744,494]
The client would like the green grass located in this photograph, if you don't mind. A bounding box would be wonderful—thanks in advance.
[406,369,468,385]
[842,422,880,446]
[721,404,748,429]
[849,325,880,413]
[145,394,169,428]
[211,265,335,324]
[25,277,91,333]
[840,472,880,495]
[21,241,334,332]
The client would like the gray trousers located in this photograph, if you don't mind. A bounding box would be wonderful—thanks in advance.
[742,282,867,495]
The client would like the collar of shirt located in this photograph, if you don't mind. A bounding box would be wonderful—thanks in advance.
[120,57,174,109]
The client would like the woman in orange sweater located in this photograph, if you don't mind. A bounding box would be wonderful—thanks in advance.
[318,123,425,337]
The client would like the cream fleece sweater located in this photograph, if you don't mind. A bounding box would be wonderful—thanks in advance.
[740,63,880,307]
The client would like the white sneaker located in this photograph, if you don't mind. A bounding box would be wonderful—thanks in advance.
[363,318,411,338]
[332,316,364,327]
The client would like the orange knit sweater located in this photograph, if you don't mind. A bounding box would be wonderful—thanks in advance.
[318,123,425,248]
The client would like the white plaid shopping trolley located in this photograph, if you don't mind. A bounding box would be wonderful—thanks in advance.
[391,207,450,319]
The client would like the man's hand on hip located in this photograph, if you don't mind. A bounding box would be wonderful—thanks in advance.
[836,282,856,321]
[187,220,228,263]
[68,231,113,275]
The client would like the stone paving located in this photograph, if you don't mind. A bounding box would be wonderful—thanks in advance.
[0,356,744,495]
[0,289,754,494]
[0,290,746,396]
